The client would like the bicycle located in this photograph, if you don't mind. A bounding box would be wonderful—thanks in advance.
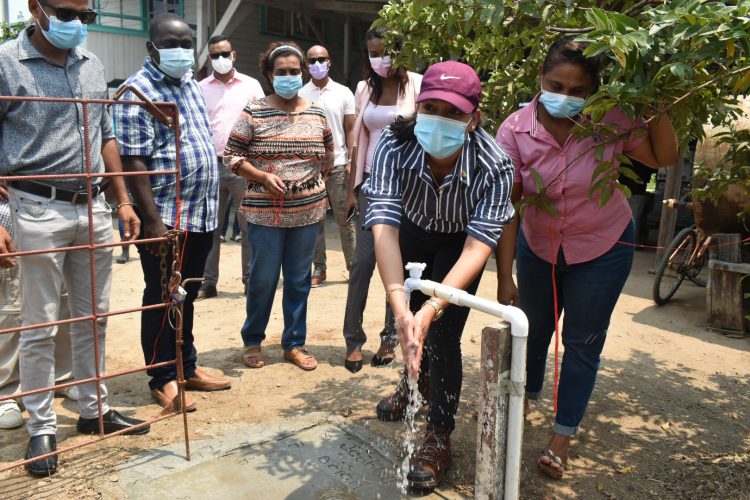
[652,199,711,305]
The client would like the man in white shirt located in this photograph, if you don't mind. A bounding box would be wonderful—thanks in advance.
[197,35,264,299]
[299,45,356,287]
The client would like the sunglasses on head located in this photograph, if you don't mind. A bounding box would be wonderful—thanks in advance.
[39,0,98,24]
[307,56,328,64]
[209,51,232,60]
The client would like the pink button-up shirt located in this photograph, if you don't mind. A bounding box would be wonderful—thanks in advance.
[496,96,646,264]
[198,71,264,157]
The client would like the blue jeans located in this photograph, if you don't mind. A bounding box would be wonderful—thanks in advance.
[517,221,634,436]
[241,222,319,350]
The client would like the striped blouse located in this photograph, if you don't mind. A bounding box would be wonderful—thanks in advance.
[224,98,334,228]
[363,126,515,249]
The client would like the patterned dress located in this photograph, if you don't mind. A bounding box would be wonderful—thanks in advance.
[224,98,334,228]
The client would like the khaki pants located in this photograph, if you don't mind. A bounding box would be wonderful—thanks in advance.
[10,188,113,436]
[0,266,74,398]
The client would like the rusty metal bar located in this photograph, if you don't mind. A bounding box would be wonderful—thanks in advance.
[0,360,177,402]
[0,237,168,260]
[0,301,170,336]
[0,170,177,181]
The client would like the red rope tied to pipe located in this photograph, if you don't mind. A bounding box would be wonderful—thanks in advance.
[549,221,561,412]
[559,216,750,250]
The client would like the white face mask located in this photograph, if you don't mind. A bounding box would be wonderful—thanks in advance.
[212,55,233,75]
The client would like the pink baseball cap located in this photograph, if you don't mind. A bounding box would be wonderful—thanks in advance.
[416,61,482,114]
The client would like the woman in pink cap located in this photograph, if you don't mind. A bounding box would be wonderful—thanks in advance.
[496,36,678,480]
[364,60,515,491]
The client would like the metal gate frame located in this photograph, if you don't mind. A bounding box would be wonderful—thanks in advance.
[0,90,192,474]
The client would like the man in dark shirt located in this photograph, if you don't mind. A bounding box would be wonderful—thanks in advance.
[0,0,147,477]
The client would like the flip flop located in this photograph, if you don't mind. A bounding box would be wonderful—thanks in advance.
[538,449,565,479]
[242,345,265,369]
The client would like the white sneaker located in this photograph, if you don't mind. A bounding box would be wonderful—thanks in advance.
[0,400,23,429]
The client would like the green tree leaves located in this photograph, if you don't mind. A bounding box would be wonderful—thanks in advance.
[377,0,750,212]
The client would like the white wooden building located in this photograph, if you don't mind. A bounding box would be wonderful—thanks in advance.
[2,0,385,90]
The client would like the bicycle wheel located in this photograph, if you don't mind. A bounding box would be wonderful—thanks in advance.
[653,227,697,305]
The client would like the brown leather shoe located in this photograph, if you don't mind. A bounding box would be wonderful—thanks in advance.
[407,424,452,491]
[185,367,231,391]
[151,380,196,412]
[310,269,326,288]
[376,369,429,422]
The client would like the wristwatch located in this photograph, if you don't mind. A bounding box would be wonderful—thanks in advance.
[423,298,445,322]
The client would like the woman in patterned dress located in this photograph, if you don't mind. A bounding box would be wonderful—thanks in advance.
[224,41,334,371]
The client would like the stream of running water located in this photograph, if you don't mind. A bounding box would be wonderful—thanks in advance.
[396,377,423,493]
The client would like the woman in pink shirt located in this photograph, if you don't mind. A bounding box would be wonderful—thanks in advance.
[496,37,678,480]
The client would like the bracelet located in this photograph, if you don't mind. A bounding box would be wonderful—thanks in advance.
[422,298,445,322]
[116,202,134,210]
[385,286,405,303]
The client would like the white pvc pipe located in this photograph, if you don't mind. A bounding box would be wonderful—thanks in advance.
[403,263,528,500]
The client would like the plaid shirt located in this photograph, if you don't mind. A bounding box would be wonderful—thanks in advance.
[113,58,218,233]
[0,201,12,239]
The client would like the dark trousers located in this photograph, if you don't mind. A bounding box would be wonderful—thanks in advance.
[137,230,213,390]
[517,221,634,436]
[398,217,484,431]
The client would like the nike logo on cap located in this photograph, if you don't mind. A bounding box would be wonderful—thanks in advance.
[440,74,460,80]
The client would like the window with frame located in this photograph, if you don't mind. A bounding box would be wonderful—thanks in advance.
[92,0,185,34]
[262,6,323,41]
[94,0,144,31]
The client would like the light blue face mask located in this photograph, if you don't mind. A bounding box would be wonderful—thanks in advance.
[539,89,586,118]
[414,113,471,159]
[155,47,195,79]
[38,6,87,49]
[273,75,303,99]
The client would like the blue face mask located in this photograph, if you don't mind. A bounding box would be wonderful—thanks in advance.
[414,113,471,159]
[273,75,303,99]
[38,7,87,49]
[155,47,195,79]
[539,89,586,118]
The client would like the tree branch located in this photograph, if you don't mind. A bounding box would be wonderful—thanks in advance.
[546,25,594,34]
[645,63,750,123]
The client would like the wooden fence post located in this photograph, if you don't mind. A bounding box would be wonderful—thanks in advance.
[475,321,513,499]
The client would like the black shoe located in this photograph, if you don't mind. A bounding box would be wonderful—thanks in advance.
[76,409,150,435]
[344,359,363,373]
[25,435,57,477]
[116,249,130,264]
[370,355,394,367]
[196,284,217,301]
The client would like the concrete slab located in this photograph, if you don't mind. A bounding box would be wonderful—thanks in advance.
[103,413,465,499]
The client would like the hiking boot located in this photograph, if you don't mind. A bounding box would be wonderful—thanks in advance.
[407,424,452,491]
[376,369,429,422]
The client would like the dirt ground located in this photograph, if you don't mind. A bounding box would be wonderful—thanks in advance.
[1,217,749,499]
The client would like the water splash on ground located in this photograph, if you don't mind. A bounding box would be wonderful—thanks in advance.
[396,377,423,493]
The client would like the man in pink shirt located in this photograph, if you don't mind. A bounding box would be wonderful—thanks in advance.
[198,35,264,299]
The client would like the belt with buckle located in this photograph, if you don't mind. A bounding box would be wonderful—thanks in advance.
[10,180,105,204]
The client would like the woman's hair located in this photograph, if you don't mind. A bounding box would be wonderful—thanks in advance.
[259,41,305,87]
[390,113,417,143]
[542,36,603,90]
[363,28,408,104]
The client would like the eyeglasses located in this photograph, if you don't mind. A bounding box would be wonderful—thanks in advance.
[307,57,328,64]
[209,51,232,60]
[39,0,98,24]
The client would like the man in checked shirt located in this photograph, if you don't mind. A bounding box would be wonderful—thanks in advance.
[114,13,231,413]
